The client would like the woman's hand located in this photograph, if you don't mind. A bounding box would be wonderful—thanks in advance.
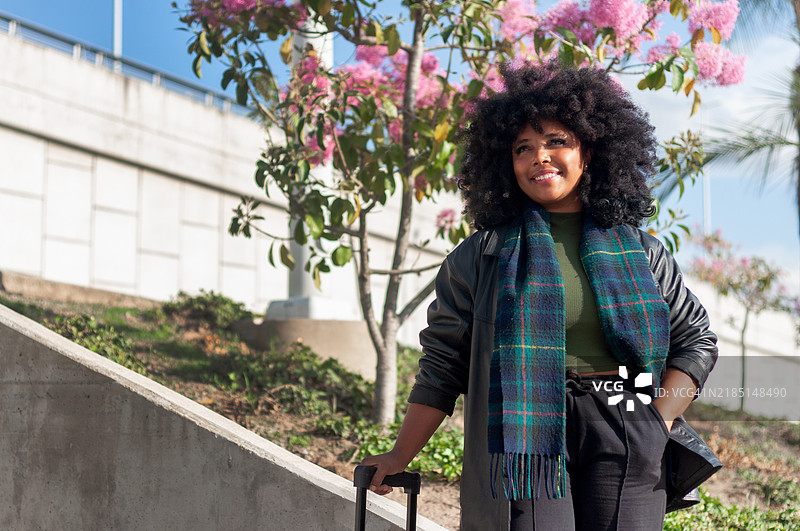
[359,403,448,495]
[360,450,409,495]
[653,368,697,434]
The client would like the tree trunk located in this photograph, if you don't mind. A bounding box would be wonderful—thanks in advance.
[369,8,426,426]
[739,308,750,411]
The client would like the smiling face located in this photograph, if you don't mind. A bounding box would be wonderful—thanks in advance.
[511,119,589,213]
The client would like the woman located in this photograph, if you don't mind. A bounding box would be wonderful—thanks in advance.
[362,63,717,530]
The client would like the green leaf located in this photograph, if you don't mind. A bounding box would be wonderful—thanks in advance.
[305,213,324,238]
[192,55,203,79]
[331,246,353,266]
[441,25,455,43]
[341,3,355,27]
[316,0,331,16]
[280,35,293,65]
[466,79,484,99]
[669,0,682,17]
[221,68,236,90]
[280,244,295,270]
[654,68,667,90]
[386,25,401,56]
[236,81,248,106]
[198,31,211,56]
[670,64,684,93]
[370,20,384,45]
[294,220,308,245]
[413,121,435,138]
[297,160,310,182]
[312,262,322,290]
[268,242,276,267]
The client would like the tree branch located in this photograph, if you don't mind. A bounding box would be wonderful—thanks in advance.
[381,7,425,339]
[369,261,442,276]
[355,211,385,353]
[398,276,437,326]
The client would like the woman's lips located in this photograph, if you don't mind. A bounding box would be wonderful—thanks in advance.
[531,170,559,182]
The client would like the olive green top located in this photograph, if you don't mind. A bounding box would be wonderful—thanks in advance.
[549,211,619,373]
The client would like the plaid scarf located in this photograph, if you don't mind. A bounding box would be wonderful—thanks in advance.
[488,202,670,501]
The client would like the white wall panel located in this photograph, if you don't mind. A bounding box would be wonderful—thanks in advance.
[95,159,138,213]
[139,252,179,300]
[140,171,180,255]
[93,210,137,286]
[179,224,220,293]
[0,129,45,196]
[182,182,220,228]
[44,163,92,242]
[0,192,42,275]
[221,264,257,309]
[43,239,90,285]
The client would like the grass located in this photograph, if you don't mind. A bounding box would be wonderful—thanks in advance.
[3,290,800,529]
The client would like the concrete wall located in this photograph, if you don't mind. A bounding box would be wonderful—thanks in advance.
[0,20,457,347]
[0,303,449,531]
[685,278,800,420]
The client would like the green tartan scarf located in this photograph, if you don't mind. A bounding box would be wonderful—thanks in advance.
[488,201,671,501]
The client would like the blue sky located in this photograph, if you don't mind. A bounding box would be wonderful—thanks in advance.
[1,0,798,290]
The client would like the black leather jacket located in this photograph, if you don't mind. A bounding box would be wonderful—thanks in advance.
[408,223,718,530]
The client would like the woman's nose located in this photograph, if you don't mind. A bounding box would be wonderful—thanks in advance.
[533,148,550,165]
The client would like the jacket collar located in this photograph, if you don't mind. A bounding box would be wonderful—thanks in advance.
[483,224,510,257]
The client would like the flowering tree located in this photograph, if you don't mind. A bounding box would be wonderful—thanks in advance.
[178,0,745,425]
[690,230,796,410]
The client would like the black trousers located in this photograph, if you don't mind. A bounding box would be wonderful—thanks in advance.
[510,373,669,531]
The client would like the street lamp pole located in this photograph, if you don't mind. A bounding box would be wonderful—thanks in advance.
[113,0,122,57]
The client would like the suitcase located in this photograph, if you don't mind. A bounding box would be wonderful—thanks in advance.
[353,465,421,531]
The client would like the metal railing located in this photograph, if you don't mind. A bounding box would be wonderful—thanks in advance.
[0,12,251,117]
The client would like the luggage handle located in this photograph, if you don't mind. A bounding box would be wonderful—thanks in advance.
[353,465,421,494]
[354,465,421,531]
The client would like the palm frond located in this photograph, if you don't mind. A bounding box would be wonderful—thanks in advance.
[729,0,797,50]
[704,124,797,192]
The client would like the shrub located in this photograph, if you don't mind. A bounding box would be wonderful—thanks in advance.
[49,314,147,375]
[162,290,253,328]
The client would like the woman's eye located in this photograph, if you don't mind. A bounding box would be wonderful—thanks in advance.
[514,145,530,155]
[549,138,567,146]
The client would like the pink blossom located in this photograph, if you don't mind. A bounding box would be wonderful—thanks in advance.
[589,0,649,40]
[436,209,458,231]
[421,53,440,75]
[541,0,594,44]
[716,48,746,85]
[646,32,681,62]
[222,0,257,13]
[497,0,540,41]
[688,0,739,40]
[693,41,723,80]
[693,42,745,85]
[355,45,389,67]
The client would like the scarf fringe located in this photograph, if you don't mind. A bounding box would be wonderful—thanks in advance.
[490,453,566,501]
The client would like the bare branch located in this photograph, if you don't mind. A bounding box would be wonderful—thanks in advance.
[322,224,360,238]
[355,211,385,353]
[398,276,437,326]
[369,261,442,276]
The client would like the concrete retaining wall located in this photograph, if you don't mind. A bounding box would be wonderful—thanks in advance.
[0,303,449,531]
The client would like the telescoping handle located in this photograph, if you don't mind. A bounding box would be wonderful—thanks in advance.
[354,465,421,531]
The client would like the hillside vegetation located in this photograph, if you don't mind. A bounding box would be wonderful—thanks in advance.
[2,290,799,530]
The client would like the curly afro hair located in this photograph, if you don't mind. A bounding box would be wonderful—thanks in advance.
[459,62,658,229]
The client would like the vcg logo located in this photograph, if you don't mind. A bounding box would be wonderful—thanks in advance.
[590,366,654,411]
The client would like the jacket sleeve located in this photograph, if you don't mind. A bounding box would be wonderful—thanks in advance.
[642,232,718,393]
[408,239,477,416]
